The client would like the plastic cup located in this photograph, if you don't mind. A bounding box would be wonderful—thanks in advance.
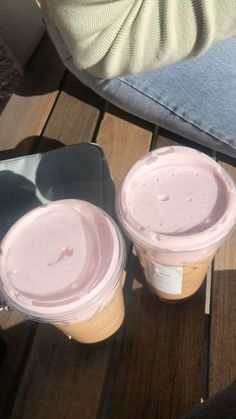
[0,200,126,343]
[117,146,236,302]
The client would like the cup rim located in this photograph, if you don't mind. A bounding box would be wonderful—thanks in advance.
[116,146,236,254]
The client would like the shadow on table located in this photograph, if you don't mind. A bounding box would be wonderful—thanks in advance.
[0,136,64,161]
[102,258,236,419]
[0,320,37,419]
[0,315,117,419]
[0,171,41,241]
[0,267,235,419]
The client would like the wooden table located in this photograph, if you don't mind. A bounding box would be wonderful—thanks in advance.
[0,36,235,419]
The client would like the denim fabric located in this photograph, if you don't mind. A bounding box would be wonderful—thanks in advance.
[44,15,236,158]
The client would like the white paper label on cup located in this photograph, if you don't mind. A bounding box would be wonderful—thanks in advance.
[144,262,183,294]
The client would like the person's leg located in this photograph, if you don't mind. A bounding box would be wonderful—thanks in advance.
[45,15,236,158]
[116,38,236,157]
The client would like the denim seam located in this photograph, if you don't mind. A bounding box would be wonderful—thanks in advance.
[117,78,235,147]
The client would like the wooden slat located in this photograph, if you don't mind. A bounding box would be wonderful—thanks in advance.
[109,267,206,419]
[9,105,153,419]
[0,313,36,419]
[0,34,65,153]
[106,133,207,418]
[41,74,104,146]
[96,105,153,188]
[208,157,236,396]
[10,326,111,419]
[0,36,65,418]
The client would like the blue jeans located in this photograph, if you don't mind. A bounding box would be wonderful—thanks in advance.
[45,16,236,158]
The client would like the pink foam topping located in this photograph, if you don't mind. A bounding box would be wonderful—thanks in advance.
[0,200,123,320]
[118,146,236,255]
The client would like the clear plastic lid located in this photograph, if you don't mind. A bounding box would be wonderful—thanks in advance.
[0,200,126,322]
[117,146,236,258]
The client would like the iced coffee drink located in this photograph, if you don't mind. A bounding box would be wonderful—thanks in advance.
[56,281,124,343]
[117,146,236,302]
[0,200,126,343]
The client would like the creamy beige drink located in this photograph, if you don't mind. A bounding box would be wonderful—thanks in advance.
[136,247,215,301]
[0,200,126,343]
[56,281,124,343]
[117,146,236,302]
[143,253,214,301]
